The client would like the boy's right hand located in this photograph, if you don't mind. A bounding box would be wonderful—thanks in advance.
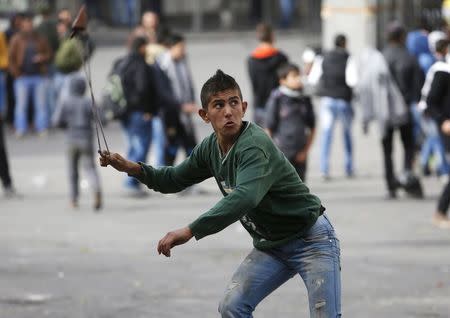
[99,151,141,176]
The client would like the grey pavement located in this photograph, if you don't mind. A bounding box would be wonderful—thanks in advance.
[1,32,450,318]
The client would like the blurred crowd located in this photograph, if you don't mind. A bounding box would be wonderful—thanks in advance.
[1,5,450,229]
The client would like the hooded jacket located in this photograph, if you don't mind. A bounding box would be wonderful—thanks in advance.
[51,74,97,149]
[247,45,288,110]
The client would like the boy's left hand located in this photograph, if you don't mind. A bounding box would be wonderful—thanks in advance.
[157,227,193,257]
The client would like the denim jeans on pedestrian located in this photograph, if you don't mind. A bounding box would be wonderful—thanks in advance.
[219,214,341,318]
[320,97,353,177]
[14,75,49,134]
[420,117,449,175]
[151,116,166,167]
[122,111,152,189]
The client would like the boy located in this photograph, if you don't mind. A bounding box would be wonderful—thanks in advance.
[52,74,102,211]
[99,70,341,317]
[265,63,316,182]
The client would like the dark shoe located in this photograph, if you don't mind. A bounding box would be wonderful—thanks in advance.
[4,186,23,199]
[386,190,397,200]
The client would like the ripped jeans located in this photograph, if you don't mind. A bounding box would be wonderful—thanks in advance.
[219,214,341,317]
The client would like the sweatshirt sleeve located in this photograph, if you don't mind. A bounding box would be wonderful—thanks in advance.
[135,141,213,193]
[189,147,274,240]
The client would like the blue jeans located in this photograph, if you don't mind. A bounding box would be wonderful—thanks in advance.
[219,214,341,318]
[14,75,49,134]
[320,97,353,176]
[420,117,449,175]
[152,116,166,167]
[122,112,152,189]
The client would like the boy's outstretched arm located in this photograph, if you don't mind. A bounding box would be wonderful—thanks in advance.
[99,151,142,177]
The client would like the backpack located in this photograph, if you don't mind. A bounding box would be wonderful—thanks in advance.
[101,57,129,120]
[54,38,83,74]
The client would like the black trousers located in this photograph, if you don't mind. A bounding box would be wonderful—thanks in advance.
[289,158,307,183]
[0,119,12,189]
[381,122,415,192]
[164,114,197,166]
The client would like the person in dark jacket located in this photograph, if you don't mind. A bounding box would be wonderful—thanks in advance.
[382,22,424,198]
[120,36,159,196]
[247,23,288,126]
[265,63,316,182]
[52,74,103,210]
[318,34,357,180]
[425,45,450,228]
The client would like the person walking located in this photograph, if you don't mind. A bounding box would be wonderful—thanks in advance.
[317,34,357,180]
[382,22,424,198]
[424,40,450,228]
[52,74,102,210]
[157,33,198,166]
[8,13,52,137]
[265,63,316,182]
[99,69,341,317]
[247,23,288,126]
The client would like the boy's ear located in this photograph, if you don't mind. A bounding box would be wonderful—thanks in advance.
[198,108,210,123]
[242,101,247,117]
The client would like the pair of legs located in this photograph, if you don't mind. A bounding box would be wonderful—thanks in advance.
[320,97,353,178]
[381,121,415,196]
[219,214,341,317]
[0,118,13,194]
[122,111,153,190]
[67,144,102,210]
[420,117,449,176]
[14,75,49,135]
[164,113,197,166]
[151,116,166,167]
[289,158,307,183]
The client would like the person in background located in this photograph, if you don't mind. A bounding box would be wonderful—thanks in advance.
[316,34,357,180]
[265,63,316,182]
[424,40,450,228]
[157,33,198,166]
[247,23,288,126]
[120,36,160,197]
[4,12,24,126]
[383,22,424,198]
[8,12,52,137]
[0,30,18,198]
[419,38,450,178]
[51,74,102,211]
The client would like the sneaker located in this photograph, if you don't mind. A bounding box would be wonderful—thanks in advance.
[385,190,397,200]
[432,212,450,229]
[321,174,331,182]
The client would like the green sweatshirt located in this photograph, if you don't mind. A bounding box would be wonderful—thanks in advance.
[136,122,323,249]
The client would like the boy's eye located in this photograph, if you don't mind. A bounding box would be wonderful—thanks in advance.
[230,100,238,106]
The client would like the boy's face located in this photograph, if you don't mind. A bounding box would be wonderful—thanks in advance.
[280,70,303,90]
[198,89,247,139]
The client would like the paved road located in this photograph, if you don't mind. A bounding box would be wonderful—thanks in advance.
[0,32,449,317]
